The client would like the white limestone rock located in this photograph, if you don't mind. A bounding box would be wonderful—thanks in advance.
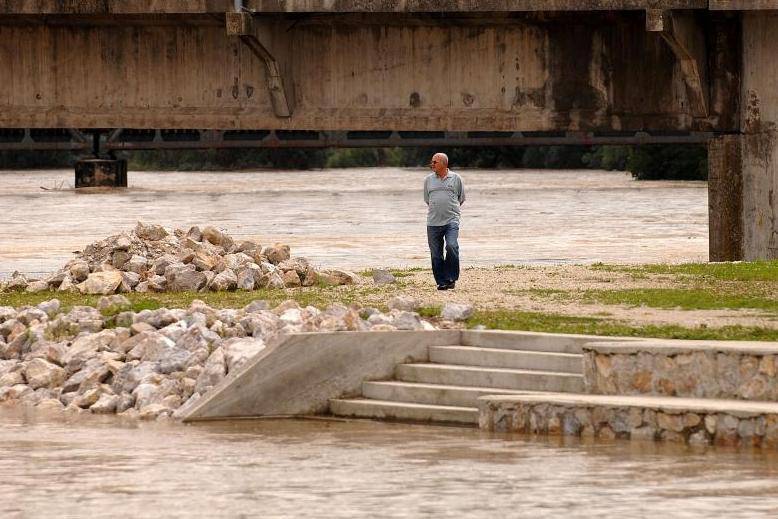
[209,269,237,291]
[372,269,396,285]
[36,299,61,319]
[77,271,123,295]
[195,347,226,394]
[441,303,474,321]
[135,221,168,242]
[222,338,266,373]
[387,295,419,312]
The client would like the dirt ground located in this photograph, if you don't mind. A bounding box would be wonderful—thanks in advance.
[357,265,778,330]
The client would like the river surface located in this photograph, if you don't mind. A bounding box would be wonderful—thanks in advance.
[0,168,708,276]
[1,408,778,518]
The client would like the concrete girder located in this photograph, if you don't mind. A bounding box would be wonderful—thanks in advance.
[0,0,718,14]
[647,10,708,119]
[226,11,294,117]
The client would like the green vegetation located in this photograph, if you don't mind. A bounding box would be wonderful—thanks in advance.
[578,288,778,313]
[0,285,395,314]
[466,310,778,342]
[417,306,442,318]
[591,260,778,282]
[1,144,709,181]
[626,144,708,181]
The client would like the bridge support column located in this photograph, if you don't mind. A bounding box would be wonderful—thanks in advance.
[735,12,778,260]
[75,158,127,188]
[708,136,743,262]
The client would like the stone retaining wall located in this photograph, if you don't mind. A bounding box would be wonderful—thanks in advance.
[479,397,778,447]
[583,340,778,400]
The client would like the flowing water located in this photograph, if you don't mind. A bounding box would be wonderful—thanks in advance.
[1,408,778,518]
[1,168,773,517]
[0,168,708,277]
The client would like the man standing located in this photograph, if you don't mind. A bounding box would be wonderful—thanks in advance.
[424,153,465,290]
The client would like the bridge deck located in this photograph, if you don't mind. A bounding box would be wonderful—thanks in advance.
[0,0,773,14]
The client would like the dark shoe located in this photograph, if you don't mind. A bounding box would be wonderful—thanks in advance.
[437,284,450,291]
[444,281,456,290]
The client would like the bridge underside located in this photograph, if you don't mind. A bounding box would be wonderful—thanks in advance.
[2,2,778,260]
[0,10,741,132]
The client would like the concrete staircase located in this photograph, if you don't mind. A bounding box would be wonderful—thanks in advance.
[329,334,585,425]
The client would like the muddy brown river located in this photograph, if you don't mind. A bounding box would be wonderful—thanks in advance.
[2,168,775,517]
[0,168,708,276]
[2,408,778,518]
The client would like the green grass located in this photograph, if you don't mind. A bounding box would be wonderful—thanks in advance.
[591,260,778,282]
[579,288,778,313]
[467,309,778,341]
[417,305,442,318]
[0,285,398,314]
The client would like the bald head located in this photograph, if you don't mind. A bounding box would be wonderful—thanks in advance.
[431,152,449,177]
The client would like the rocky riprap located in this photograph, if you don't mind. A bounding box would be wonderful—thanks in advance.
[0,296,436,420]
[1,222,359,294]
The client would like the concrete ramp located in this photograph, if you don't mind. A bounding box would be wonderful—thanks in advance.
[180,330,460,422]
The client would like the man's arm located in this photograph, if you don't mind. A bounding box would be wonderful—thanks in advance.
[423,177,430,205]
[458,176,466,206]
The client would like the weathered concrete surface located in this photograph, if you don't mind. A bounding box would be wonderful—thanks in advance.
[708,135,743,261]
[247,1,709,12]
[705,11,778,260]
[583,339,778,400]
[0,1,234,13]
[461,329,643,354]
[181,330,459,421]
[740,12,778,260]
[478,393,778,447]
[0,11,739,132]
[0,1,726,14]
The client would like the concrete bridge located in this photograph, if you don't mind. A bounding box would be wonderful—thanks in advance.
[1,0,778,261]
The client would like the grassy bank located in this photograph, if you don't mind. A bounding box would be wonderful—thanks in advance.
[2,260,777,341]
[466,309,778,342]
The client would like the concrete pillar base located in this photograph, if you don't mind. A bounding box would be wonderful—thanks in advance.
[708,135,744,262]
[75,158,128,188]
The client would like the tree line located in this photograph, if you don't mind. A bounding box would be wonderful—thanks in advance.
[0,144,708,180]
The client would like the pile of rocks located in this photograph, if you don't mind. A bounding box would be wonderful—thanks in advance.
[0,296,436,420]
[1,222,358,294]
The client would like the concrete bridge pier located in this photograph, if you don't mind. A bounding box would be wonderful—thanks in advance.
[74,158,128,188]
[74,131,127,188]
[710,12,778,262]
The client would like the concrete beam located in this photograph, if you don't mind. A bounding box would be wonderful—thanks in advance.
[0,0,716,14]
[651,11,709,118]
[710,0,778,10]
[1,11,732,132]
[247,1,709,13]
[0,0,234,14]
[227,12,294,117]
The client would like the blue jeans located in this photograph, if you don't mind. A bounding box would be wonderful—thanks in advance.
[427,222,460,286]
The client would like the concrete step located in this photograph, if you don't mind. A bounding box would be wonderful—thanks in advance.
[461,331,588,354]
[429,345,582,374]
[362,380,536,408]
[396,363,585,392]
[330,398,477,425]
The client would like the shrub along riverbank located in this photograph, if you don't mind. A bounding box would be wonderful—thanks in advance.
[0,144,708,180]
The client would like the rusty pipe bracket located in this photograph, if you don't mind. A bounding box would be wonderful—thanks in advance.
[226,11,294,118]
[646,9,708,118]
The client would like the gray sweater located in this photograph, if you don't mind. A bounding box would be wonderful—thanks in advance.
[423,171,466,226]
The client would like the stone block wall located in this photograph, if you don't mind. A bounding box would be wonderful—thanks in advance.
[583,341,778,401]
[479,399,778,447]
